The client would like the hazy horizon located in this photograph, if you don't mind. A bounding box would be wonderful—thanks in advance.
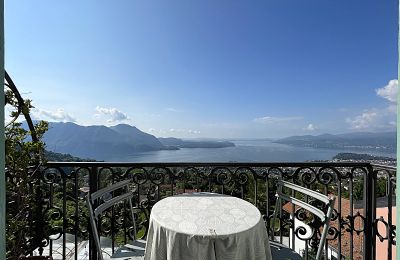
[38,120,397,141]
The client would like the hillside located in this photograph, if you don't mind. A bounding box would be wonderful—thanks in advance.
[44,150,95,162]
[332,152,396,161]
[275,132,396,152]
[35,122,235,160]
[110,124,164,151]
[42,122,165,160]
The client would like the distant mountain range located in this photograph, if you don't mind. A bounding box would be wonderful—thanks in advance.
[38,122,234,160]
[23,121,396,160]
[274,132,396,152]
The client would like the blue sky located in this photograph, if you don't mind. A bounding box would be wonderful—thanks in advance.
[5,0,398,138]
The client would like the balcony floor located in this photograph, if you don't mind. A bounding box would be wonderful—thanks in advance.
[34,237,146,260]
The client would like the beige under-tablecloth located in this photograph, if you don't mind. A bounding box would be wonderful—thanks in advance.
[144,192,272,260]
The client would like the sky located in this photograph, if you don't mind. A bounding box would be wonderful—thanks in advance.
[5,0,398,138]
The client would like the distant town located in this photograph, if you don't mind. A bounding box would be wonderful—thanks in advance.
[329,152,396,167]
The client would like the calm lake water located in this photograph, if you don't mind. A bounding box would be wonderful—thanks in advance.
[108,140,396,162]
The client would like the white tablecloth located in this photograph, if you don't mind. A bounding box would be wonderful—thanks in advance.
[144,192,272,260]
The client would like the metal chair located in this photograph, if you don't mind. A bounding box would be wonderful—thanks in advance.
[86,179,145,260]
[270,180,336,260]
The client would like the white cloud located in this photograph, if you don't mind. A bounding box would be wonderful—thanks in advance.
[167,128,200,134]
[303,124,316,131]
[32,108,77,122]
[346,109,396,131]
[376,79,398,103]
[95,106,129,123]
[346,111,378,130]
[188,129,201,134]
[346,108,396,131]
[253,116,302,124]
[148,128,166,134]
[345,79,398,131]
[147,127,201,136]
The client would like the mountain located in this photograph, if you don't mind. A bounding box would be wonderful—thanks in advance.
[275,132,396,151]
[110,124,164,151]
[42,122,164,160]
[158,137,235,148]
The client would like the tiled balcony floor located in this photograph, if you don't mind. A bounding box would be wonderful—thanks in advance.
[33,235,146,260]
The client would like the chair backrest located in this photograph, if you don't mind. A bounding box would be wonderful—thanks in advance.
[86,179,136,260]
[271,180,335,260]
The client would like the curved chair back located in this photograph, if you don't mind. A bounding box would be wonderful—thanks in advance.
[271,180,335,260]
[86,180,136,260]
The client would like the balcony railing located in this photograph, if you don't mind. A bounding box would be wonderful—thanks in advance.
[16,161,396,260]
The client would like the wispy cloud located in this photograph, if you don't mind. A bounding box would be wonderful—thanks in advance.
[166,107,181,113]
[376,79,398,103]
[148,128,166,134]
[188,129,201,134]
[32,108,77,122]
[346,108,395,131]
[95,106,129,122]
[148,128,200,135]
[303,123,316,131]
[253,116,302,124]
[169,128,200,134]
[346,79,397,131]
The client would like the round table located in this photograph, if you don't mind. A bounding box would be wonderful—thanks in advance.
[144,192,272,260]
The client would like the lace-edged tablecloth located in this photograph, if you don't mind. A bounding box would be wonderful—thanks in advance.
[144,192,272,260]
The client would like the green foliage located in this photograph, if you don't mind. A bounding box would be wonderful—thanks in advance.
[5,82,49,259]
[6,120,49,259]
[6,121,48,165]
[44,150,95,162]
[351,177,387,201]
[375,178,388,197]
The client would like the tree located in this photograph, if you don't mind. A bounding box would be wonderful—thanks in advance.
[5,72,48,259]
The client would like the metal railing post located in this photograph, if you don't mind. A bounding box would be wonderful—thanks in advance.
[0,3,5,259]
[397,9,400,257]
[89,166,99,260]
[364,164,376,260]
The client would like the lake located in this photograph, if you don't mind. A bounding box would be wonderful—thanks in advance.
[108,140,396,162]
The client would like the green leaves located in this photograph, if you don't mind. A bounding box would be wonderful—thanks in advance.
[5,79,49,259]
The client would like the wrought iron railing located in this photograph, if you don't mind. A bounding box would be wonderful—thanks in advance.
[24,162,395,259]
